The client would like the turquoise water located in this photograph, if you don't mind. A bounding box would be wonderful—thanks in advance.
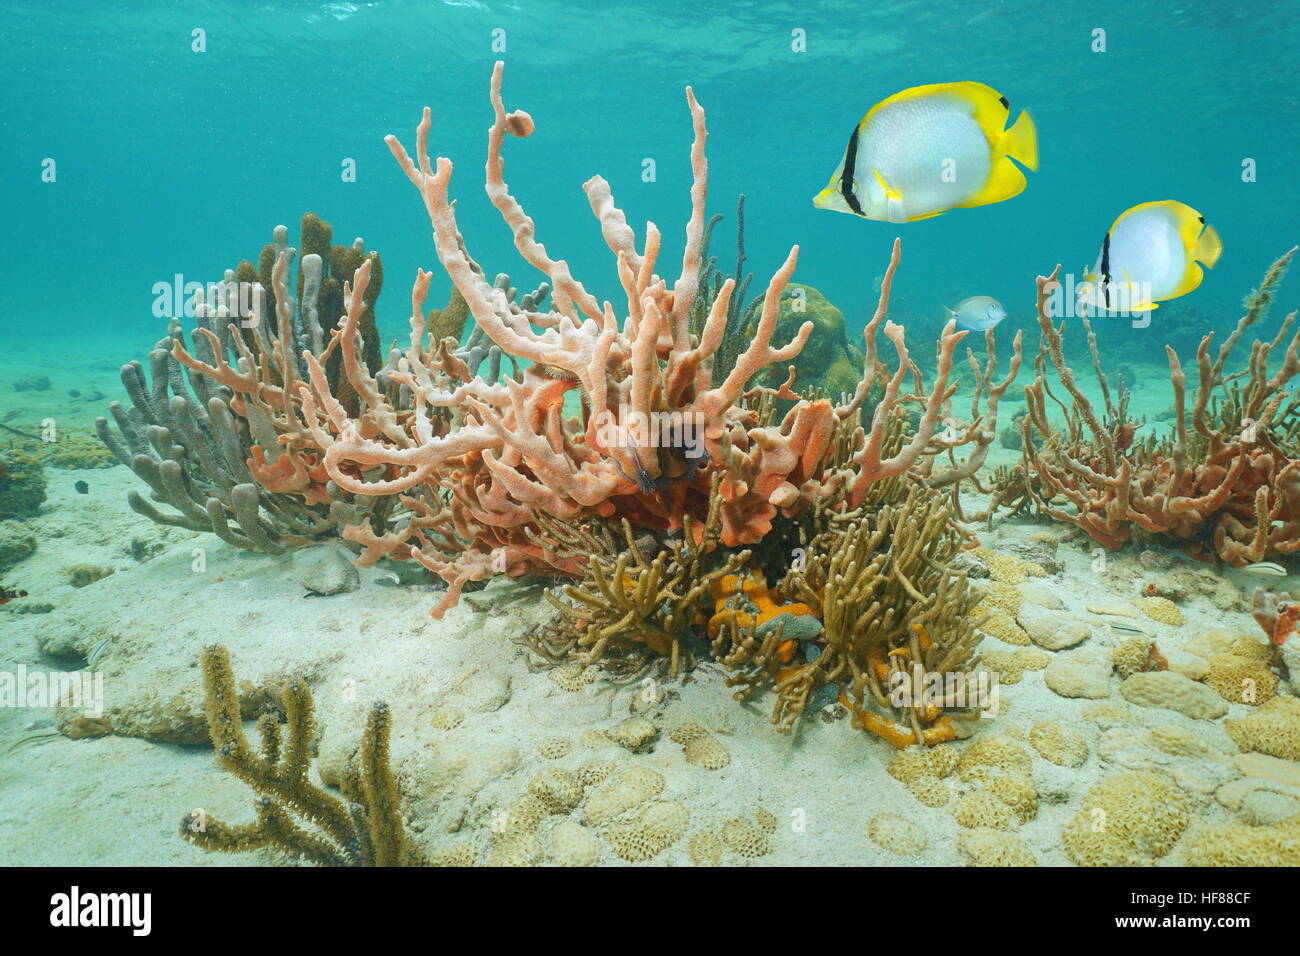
[6,0,1300,875]
[6,0,1298,349]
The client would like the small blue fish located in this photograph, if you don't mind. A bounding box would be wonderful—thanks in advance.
[945,296,1006,332]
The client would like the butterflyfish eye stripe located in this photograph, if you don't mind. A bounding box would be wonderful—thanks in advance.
[840,125,865,216]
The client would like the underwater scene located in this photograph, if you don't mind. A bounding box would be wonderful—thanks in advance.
[4,0,1300,877]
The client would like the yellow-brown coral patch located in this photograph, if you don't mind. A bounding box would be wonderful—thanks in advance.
[1061,771,1189,866]
[1205,653,1277,705]
[975,606,1031,646]
[1182,816,1300,866]
[973,547,1045,585]
[1135,596,1184,627]
[1225,695,1300,760]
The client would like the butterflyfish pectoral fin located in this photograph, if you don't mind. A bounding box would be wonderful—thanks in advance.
[872,168,900,200]
[870,168,909,223]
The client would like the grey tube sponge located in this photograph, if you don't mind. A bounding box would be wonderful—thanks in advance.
[97,320,345,554]
[301,253,324,355]
[100,217,417,561]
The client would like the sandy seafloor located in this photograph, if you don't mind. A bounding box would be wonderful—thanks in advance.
[1,339,1297,868]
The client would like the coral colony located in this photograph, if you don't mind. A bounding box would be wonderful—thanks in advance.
[89,62,1300,863]
[1014,250,1300,561]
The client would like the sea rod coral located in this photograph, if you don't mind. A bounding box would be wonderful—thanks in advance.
[181,644,422,865]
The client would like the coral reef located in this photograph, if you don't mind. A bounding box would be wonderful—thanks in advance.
[78,61,1033,753]
[24,41,1300,876]
[1015,248,1300,564]
[181,644,423,866]
[160,60,1012,650]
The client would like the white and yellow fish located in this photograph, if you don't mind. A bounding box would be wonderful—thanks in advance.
[1078,200,1222,313]
[813,82,1038,224]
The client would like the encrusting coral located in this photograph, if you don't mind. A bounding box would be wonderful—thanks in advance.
[181,644,424,866]
[1061,770,1190,867]
[1225,694,1300,760]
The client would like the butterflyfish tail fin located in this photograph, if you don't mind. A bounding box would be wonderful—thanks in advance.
[1195,224,1223,269]
[1002,109,1038,171]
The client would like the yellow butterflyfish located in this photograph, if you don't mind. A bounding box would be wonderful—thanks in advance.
[1078,200,1222,313]
[812,81,1038,224]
